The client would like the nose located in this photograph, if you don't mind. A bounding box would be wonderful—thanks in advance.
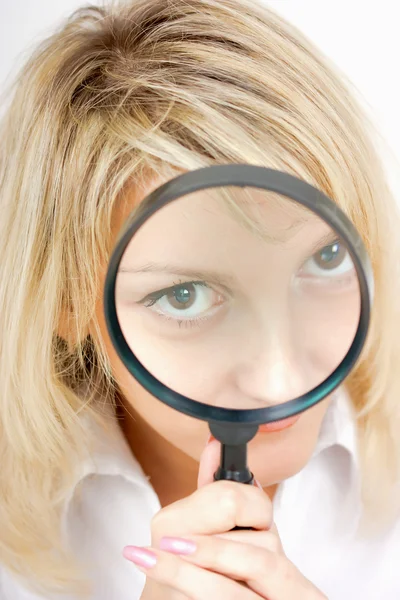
[233,316,315,406]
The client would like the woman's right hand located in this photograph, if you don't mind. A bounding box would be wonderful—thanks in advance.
[124,441,326,600]
[134,477,274,599]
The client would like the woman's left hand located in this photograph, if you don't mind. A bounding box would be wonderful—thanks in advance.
[133,523,326,599]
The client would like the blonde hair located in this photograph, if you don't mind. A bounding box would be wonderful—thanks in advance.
[1,0,399,594]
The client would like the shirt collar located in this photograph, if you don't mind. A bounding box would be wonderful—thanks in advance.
[78,411,150,488]
[313,386,358,464]
[312,386,362,531]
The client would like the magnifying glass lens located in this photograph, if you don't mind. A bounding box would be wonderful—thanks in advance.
[115,185,361,411]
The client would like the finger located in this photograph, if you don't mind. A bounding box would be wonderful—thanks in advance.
[156,535,326,600]
[216,519,281,539]
[123,545,261,600]
[151,480,273,544]
[197,437,220,488]
[214,528,283,551]
[160,531,283,573]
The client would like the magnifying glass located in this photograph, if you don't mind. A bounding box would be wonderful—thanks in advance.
[104,164,373,486]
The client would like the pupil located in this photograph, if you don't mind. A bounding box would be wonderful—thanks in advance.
[167,283,196,310]
[174,287,192,304]
[315,242,345,270]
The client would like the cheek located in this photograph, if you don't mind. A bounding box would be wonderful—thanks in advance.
[94,297,331,472]
[97,304,209,460]
[117,362,209,460]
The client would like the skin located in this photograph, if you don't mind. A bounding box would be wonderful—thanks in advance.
[90,177,358,597]
[124,478,327,599]
[94,178,359,504]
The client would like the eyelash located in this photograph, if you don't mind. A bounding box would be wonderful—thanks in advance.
[141,280,208,308]
[299,238,342,268]
[140,280,221,329]
[157,315,210,329]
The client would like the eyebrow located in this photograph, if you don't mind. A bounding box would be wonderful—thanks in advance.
[118,264,236,289]
[118,231,341,279]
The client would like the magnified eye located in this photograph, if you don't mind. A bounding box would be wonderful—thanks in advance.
[301,240,355,279]
[139,281,226,322]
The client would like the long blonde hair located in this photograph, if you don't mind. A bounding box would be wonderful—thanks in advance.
[1,0,399,594]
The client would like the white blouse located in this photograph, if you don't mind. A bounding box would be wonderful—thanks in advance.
[1,390,399,599]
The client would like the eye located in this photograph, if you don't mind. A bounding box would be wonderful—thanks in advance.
[140,281,225,321]
[300,240,355,279]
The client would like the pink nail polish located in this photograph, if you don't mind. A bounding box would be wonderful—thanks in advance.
[123,546,157,569]
[159,536,197,555]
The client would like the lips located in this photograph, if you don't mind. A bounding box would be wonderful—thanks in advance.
[257,414,300,433]
[207,413,300,444]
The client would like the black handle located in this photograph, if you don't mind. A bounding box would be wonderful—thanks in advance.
[210,423,259,532]
[214,462,255,531]
[213,443,254,484]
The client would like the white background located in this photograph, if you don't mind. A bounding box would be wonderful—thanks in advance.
[1,1,399,195]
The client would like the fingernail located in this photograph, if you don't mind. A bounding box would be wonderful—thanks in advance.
[255,478,263,489]
[123,546,157,569]
[159,536,197,555]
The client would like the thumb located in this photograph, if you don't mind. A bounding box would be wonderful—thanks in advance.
[197,435,221,488]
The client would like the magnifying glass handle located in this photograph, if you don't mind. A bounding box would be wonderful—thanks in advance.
[228,471,255,531]
[213,442,254,484]
[210,424,258,532]
[213,467,254,485]
[213,448,255,531]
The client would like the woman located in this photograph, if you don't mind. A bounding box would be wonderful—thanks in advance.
[0,0,399,598]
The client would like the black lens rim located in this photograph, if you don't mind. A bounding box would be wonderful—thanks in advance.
[104,165,373,425]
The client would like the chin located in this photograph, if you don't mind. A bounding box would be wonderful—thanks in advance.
[247,428,319,488]
[253,457,311,489]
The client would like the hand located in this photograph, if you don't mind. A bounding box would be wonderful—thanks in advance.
[124,440,327,600]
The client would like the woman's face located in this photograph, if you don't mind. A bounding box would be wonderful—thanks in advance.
[95,181,360,487]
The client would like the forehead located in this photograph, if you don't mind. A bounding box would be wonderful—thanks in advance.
[117,179,322,242]
[117,182,335,278]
